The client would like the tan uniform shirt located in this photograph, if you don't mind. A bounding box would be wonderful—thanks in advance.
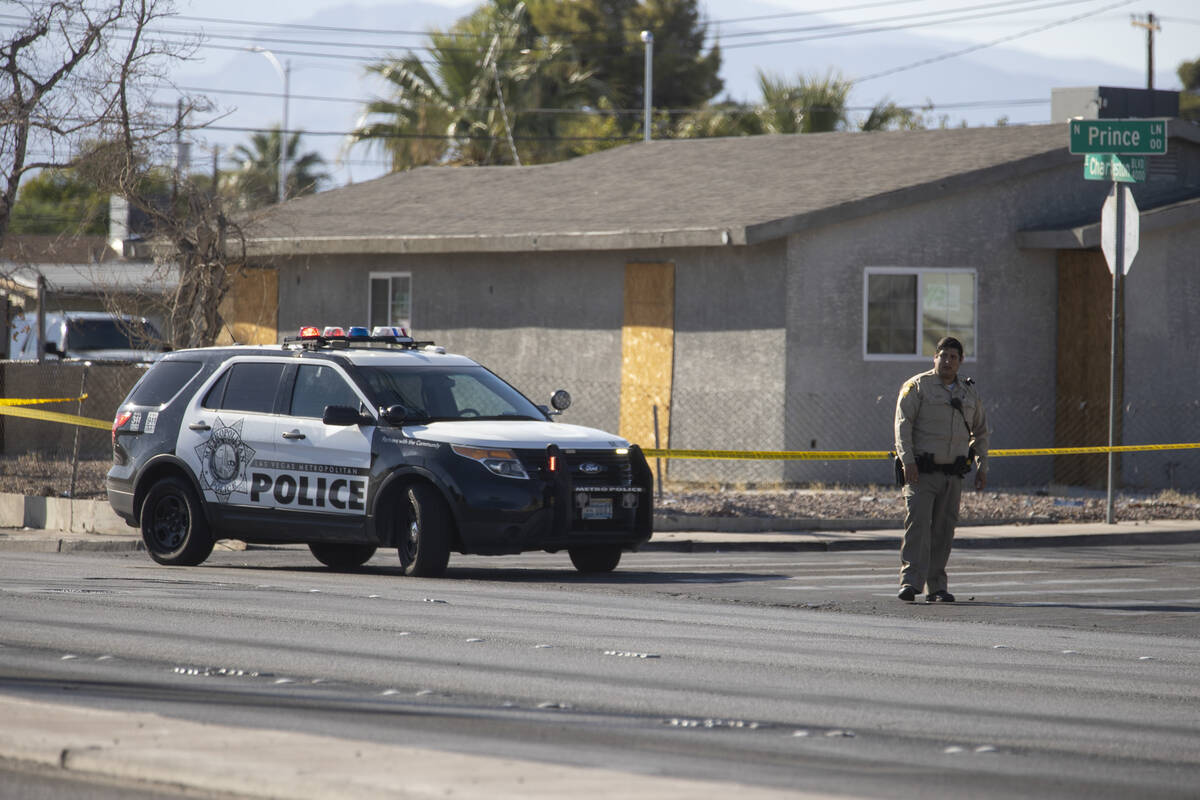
[894,369,990,474]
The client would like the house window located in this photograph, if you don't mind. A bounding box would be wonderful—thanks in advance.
[864,268,976,359]
[369,272,412,331]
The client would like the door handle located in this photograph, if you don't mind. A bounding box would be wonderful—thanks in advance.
[188,421,211,431]
[282,429,306,440]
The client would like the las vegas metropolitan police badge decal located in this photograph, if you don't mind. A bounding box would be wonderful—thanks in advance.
[194,418,256,502]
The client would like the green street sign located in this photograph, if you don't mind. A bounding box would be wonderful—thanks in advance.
[1084,153,1147,183]
[1069,119,1167,155]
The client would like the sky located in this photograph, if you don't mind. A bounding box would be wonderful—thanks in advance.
[162,0,1200,187]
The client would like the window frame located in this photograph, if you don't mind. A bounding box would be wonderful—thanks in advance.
[288,362,368,419]
[862,267,978,362]
[368,271,413,331]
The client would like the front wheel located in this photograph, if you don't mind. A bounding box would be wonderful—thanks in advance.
[141,477,214,566]
[309,543,377,570]
[568,545,622,573]
[396,483,452,577]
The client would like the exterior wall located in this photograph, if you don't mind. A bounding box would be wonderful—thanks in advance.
[779,139,1200,489]
[275,251,625,432]
[1121,212,1200,489]
[668,240,788,485]
[273,243,789,478]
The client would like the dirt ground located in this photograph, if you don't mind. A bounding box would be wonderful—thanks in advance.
[3,455,1199,523]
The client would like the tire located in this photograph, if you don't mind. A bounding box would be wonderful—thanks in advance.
[141,477,214,566]
[308,543,377,570]
[396,483,452,577]
[568,545,622,573]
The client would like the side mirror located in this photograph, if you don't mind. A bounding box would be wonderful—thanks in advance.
[323,405,370,426]
[381,404,428,425]
[549,389,571,415]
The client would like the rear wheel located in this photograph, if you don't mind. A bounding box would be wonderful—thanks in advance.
[396,483,451,577]
[568,544,622,573]
[308,543,377,570]
[141,477,214,566]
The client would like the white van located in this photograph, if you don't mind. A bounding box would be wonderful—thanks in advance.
[8,311,165,362]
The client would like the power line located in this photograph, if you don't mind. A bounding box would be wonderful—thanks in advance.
[721,0,1120,49]
[718,0,1096,40]
[854,0,1137,82]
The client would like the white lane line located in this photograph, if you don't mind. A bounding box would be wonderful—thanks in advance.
[939,586,1196,598]
[785,570,1045,582]
[787,577,1157,591]
[866,586,1196,599]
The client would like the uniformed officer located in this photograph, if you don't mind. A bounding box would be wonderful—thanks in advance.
[893,336,989,602]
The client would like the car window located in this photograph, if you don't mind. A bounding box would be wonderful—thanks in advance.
[290,364,363,419]
[129,360,202,406]
[446,372,524,417]
[201,369,229,410]
[67,318,161,351]
[205,362,285,413]
[357,365,541,420]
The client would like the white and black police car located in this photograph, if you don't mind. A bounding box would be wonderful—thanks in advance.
[107,326,653,577]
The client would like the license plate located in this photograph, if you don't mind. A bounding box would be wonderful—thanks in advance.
[581,498,613,520]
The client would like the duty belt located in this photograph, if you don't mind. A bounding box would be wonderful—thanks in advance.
[915,452,971,476]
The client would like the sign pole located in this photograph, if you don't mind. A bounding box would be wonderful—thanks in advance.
[1106,184,1124,525]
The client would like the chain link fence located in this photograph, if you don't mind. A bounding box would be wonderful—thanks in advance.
[0,361,146,460]
[3,363,1197,493]
[510,371,1200,492]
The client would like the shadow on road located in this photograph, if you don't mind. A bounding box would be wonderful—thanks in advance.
[210,558,787,586]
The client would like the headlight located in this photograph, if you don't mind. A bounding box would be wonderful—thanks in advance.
[451,445,529,479]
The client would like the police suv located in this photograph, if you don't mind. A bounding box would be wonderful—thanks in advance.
[107,326,653,577]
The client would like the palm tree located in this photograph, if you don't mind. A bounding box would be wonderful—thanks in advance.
[857,98,927,132]
[754,69,851,134]
[226,127,328,209]
[349,1,591,170]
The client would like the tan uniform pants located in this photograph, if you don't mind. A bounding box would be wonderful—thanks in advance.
[900,470,962,595]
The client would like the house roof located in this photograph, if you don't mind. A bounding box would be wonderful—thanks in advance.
[244,121,1200,256]
[1017,194,1200,250]
[0,234,118,265]
[1,236,173,299]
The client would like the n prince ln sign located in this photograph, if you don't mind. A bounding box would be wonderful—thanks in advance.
[1068,119,1168,155]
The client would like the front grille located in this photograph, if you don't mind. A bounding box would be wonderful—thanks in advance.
[516,449,632,486]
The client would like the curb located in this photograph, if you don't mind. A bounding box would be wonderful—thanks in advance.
[0,492,130,535]
[0,534,144,553]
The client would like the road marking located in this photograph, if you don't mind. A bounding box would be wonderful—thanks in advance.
[785,570,1044,582]
[944,586,1195,598]
[784,576,1151,591]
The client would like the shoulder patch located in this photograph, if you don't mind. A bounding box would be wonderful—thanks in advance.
[901,379,918,398]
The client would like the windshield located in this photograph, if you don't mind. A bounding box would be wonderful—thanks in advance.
[356,365,544,422]
[67,318,161,352]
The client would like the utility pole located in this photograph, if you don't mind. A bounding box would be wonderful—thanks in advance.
[1131,13,1161,90]
[640,31,654,142]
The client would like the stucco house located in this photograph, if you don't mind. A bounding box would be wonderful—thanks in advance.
[233,114,1200,490]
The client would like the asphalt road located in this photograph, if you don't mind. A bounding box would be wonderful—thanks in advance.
[1,544,1198,799]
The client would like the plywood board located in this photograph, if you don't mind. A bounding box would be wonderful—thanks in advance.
[619,263,675,458]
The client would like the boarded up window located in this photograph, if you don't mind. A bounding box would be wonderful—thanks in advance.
[619,263,674,456]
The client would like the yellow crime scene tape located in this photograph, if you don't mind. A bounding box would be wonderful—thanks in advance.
[642,443,1200,460]
[0,394,112,431]
[5,396,1200,455]
[0,395,89,406]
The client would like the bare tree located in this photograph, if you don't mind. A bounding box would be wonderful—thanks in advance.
[2,0,247,350]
